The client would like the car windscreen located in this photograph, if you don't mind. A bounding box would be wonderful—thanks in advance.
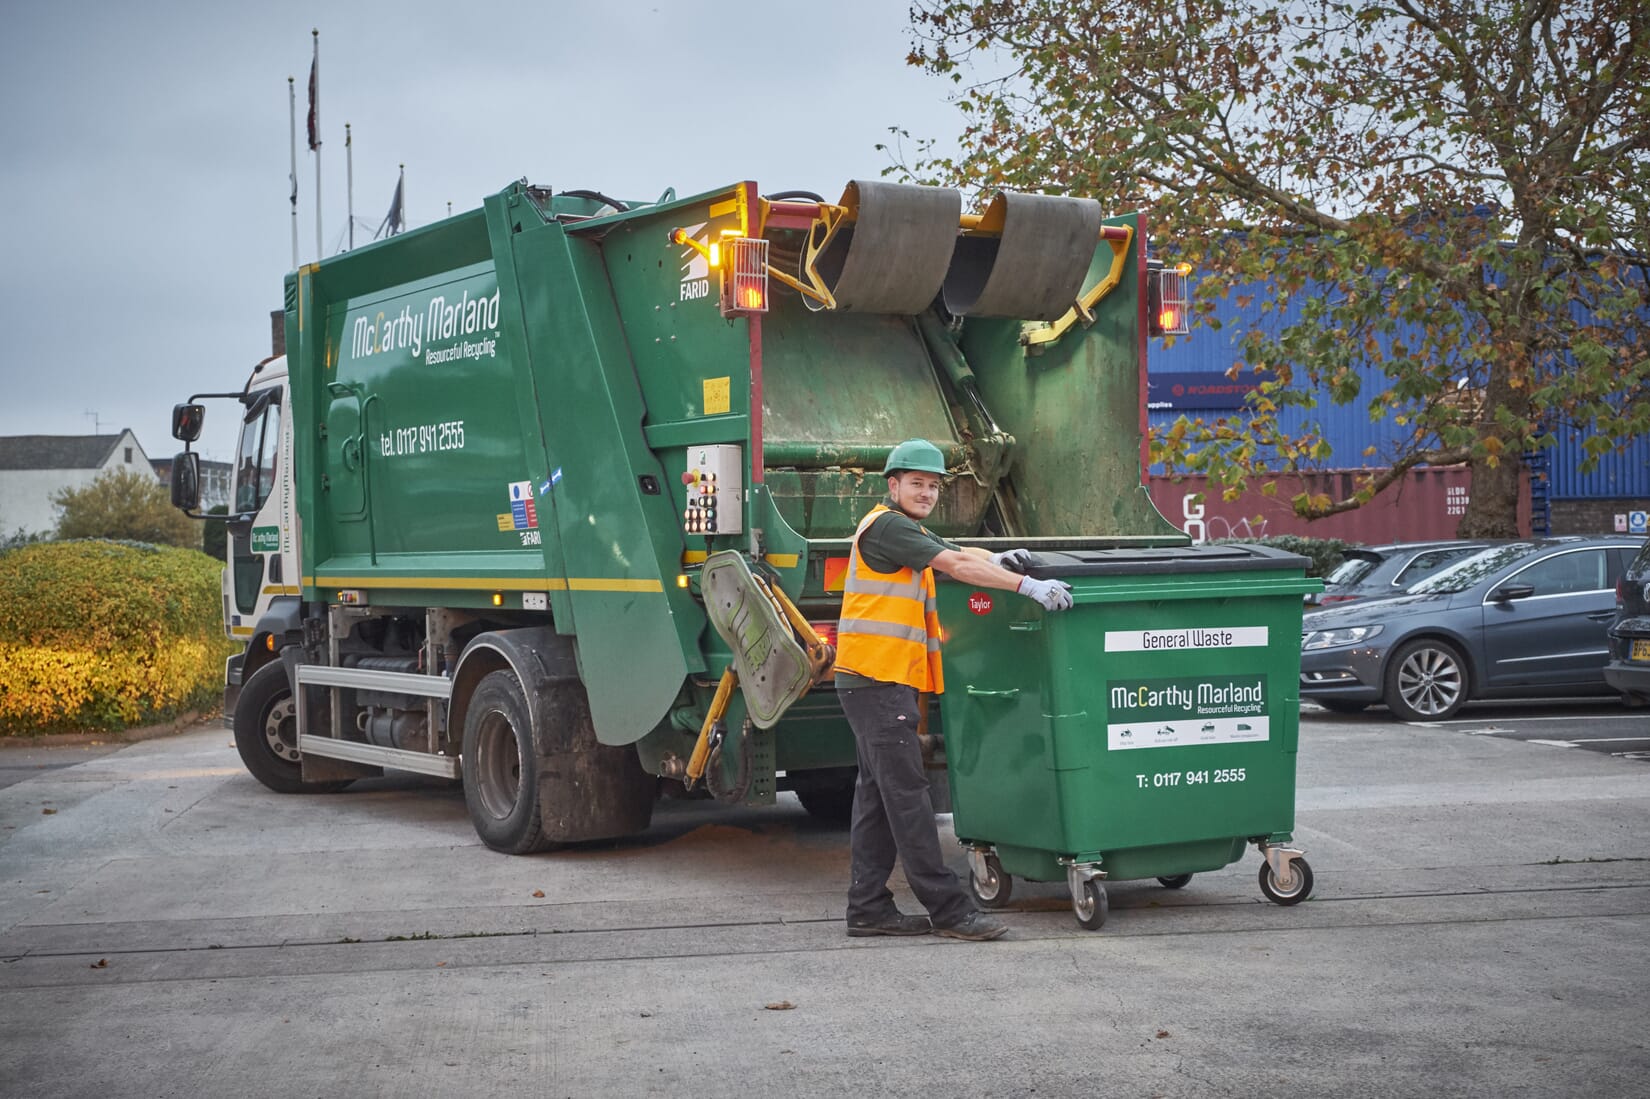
[1408,543,1537,594]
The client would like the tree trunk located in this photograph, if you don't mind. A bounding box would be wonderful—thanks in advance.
[1457,453,1523,538]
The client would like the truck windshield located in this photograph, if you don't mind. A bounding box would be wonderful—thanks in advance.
[234,398,282,513]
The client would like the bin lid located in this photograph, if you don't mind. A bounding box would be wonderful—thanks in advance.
[1021,544,1312,579]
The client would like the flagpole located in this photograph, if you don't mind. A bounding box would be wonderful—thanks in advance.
[287,77,298,270]
[346,123,354,251]
[312,29,322,260]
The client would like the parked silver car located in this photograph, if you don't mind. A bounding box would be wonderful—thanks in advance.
[1300,537,1645,720]
[1308,540,1494,607]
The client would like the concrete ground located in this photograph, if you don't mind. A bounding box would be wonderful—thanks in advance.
[2,709,1647,1098]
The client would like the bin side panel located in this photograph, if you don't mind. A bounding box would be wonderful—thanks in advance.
[938,592,1066,852]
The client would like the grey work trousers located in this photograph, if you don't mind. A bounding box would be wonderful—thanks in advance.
[838,681,973,926]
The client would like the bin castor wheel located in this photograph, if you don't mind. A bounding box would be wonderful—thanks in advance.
[969,853,1012,909]
[1072,879,1108,930]
[1157,874,1193,890]
[1259,856,1314,905]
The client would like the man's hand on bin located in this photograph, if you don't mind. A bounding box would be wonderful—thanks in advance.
[1017,576,1074,611]
[989,548,1035,572]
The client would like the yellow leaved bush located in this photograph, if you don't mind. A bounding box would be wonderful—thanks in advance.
[0,541,238,734]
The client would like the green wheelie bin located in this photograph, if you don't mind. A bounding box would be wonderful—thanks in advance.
[937,544,1320,929]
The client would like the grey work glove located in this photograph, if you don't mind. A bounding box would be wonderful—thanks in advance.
[1017,575,1074,611]
[990,548,1035,572]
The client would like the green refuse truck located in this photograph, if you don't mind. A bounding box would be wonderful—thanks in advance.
[169,177,1315,926]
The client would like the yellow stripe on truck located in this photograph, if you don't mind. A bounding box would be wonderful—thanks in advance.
[304,575,663,593]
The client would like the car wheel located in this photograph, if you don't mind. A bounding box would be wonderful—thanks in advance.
[1383,638,1469,722]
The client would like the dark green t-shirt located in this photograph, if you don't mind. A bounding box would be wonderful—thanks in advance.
[835,500,959,689]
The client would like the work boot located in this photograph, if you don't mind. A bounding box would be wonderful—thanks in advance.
[934,911,1008,941]
[845,912,933,937]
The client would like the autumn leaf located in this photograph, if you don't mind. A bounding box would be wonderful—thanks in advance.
[763,1001,796,1011]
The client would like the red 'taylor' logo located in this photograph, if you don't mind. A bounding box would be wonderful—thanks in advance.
[968,592,993,615]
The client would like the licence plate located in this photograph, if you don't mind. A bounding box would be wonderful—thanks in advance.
[1633,639,1650,662]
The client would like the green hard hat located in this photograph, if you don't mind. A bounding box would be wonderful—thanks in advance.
[882,439,947,477]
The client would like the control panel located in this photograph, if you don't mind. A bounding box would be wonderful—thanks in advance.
[681,445,743,536]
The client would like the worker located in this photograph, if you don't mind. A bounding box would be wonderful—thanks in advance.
[836,439,1073,941]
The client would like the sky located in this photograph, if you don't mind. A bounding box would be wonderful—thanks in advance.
[0,0,965,464]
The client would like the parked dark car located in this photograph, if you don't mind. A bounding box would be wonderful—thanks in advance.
[1308,541,1493,607]
[1604,539,1650,706]
[1300,537,1645,720]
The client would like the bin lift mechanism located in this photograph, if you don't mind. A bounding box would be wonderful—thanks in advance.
[669,180,1190,344]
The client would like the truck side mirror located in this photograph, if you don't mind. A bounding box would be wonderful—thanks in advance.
[170,451,201,511]
[172,403,205,442]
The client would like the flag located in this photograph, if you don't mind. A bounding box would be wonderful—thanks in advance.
[377,175,404,239]
[306,57,319,150]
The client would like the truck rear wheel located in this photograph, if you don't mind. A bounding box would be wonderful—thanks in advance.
[233,661,351,795]
[463,669,555,854]
[792,768,858,823]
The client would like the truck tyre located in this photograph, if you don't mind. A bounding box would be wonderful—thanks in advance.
[233,661,351,795]
[462,669,554,855]
[794,770,858,824]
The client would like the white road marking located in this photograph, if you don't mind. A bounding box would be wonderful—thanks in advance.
[1560,736,1650,745]
[1427,713,1628,725]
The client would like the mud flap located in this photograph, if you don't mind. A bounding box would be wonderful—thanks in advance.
[534,678,655,843]
[701,551,813,729]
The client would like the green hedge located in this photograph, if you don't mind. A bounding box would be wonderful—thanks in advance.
[0,540,236,734]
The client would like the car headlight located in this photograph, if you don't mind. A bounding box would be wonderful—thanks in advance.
[1301,624,1384,650]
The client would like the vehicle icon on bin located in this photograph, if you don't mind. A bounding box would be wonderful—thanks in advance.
[1200,722,1216,733]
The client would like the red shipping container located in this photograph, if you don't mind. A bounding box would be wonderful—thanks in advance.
[1148,467,1532,545]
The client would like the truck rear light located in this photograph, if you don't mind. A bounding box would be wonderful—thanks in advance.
[721,236,769,317]
[1147,261,1190,336]
[810,621,838,647]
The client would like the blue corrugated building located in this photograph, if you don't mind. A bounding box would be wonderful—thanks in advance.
[1146,277,1650,537]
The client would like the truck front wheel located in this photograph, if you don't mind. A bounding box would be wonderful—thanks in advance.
[233,661,351,794]
[462,670,554,854]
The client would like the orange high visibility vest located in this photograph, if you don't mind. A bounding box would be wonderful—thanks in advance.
[835,504,945,693]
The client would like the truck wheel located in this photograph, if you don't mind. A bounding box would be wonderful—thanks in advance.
[463,669,554,855]
[1383,638,1469,722]
[795,774,857,823]
[233,661,351,795]
[1157,874,1193,889]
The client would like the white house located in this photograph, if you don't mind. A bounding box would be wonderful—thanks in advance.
[0,431,155,537]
